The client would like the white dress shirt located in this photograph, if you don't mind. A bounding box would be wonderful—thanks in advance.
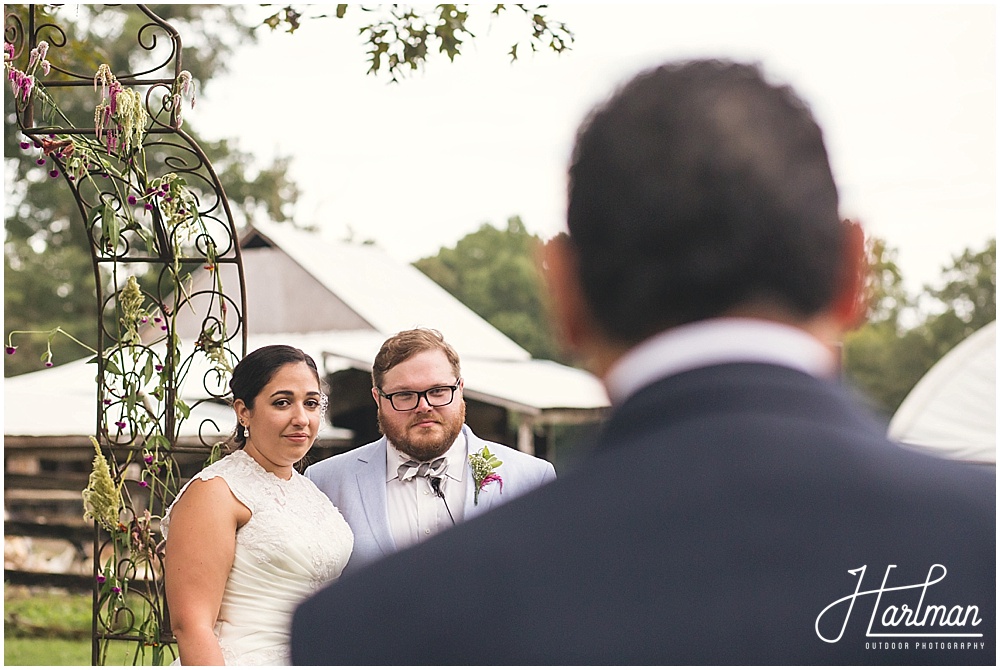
[605,317,837,405]
[385,433,469,551]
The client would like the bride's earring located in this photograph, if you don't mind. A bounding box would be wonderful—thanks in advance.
[243,423,250,439]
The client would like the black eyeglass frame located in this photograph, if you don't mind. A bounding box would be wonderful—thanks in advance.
[377,378,462,411]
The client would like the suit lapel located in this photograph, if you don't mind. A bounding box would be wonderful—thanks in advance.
[355,438,397,556]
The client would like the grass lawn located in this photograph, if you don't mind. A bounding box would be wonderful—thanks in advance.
[4,585,174,666]
[4,638,165,666]
[4,637,92,666]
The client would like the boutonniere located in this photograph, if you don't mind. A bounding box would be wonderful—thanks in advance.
[469,446,503,505]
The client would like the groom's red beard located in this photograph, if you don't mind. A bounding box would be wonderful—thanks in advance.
[377,399,466,461]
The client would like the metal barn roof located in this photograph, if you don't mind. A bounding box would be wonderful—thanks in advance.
[5,222,609,449]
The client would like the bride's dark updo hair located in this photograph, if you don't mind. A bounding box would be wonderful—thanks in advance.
[230,345,321,449]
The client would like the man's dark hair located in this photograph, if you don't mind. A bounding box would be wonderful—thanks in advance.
[567,59,845,346]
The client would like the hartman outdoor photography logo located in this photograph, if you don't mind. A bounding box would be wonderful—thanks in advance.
[815,564,987,653]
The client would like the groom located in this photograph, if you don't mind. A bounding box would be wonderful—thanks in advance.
[293,60,993,664]
[305,327,556,575]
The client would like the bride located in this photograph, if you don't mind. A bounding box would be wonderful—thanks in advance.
[162,345,354,665]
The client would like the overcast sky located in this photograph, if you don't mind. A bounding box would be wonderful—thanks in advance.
[195,3,996,294]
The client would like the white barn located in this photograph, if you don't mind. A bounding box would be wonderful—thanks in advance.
[5,221,609,461]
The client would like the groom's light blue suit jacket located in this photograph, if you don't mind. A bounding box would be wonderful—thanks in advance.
[305,424,556,576]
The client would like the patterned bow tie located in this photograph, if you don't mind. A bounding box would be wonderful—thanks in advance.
[397,456,448,482]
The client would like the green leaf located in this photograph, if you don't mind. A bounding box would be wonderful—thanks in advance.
[175,399,190,419]
[103,357,122,376]
[135,227,155,255]
[102,201,119,249]
[142,356,154,385]
[146,434,169,450]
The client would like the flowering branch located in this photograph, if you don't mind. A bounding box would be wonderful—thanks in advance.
[6,10,234,664]
[6,326,98,367]
[469,446,504,505]
[82,436,124,532]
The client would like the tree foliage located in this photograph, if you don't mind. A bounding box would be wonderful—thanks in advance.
[414,223,996,409]
[843,237,996,417]
[413,216,565,362]
[860,236,911,330]
[5,3,575,376]
[3,4,295,376]
[261,4,574,81]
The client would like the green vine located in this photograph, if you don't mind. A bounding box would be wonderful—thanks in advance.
[6,29,238,665]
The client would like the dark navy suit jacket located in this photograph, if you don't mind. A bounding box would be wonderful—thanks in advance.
[292,363,995,665]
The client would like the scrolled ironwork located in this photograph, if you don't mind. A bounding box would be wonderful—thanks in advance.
[24,7,179,85]
[5,4,247,665]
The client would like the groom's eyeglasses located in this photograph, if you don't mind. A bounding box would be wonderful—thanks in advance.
[378,379,461,411]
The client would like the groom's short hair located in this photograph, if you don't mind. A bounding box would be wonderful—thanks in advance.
[371,328,461,389]
[566,59,844,346]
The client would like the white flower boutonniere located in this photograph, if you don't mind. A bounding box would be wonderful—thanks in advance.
[469,446,503,505]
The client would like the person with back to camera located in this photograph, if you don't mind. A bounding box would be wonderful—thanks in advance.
[290,59,994,665]
[304,327,556,576]
[162,345,353,665]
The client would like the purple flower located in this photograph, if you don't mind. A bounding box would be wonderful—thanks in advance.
[153,316,161,323]
[19,141,29,149]
[127,195,137,205]
[44,361,53,367]
[103,399,112,406]
[96,575,107,584]
[480,473,504,493]
[28,43,48,71]
[36,158,45,166]
[144,453,154,464]
[160,325,168,331]
[48,169,59,178]
[111,586,122,595]
[115,420,127,430]
[5,346,16,355]
[9,70,34,102]
[138,480,149,488]
[154,364,163,372]
[144,203,153,211]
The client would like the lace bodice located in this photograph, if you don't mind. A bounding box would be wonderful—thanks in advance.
[163,449,353,665]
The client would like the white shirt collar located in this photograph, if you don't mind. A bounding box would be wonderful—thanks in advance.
[604,318,837,405]
[385,430,468,484]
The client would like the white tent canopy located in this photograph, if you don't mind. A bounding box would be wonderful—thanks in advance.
[888,320,996,464]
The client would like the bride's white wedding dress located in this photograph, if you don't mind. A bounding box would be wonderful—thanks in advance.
[162,449,354,665]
